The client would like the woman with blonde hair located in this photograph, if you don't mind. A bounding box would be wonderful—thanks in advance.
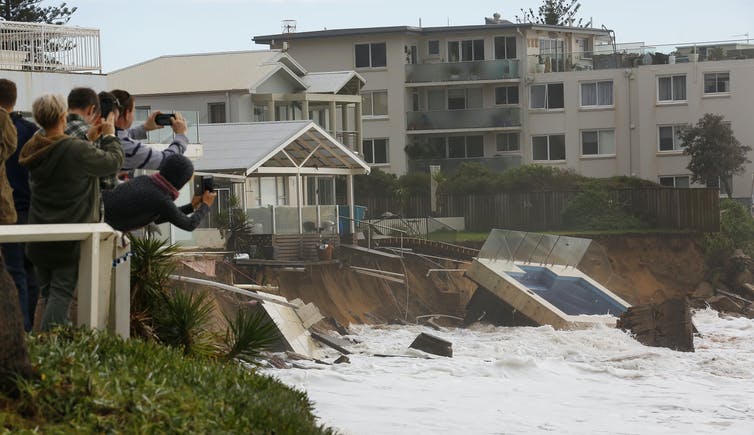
[19,94,124,330]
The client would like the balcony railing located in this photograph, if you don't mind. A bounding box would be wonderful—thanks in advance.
[528,38,754,74]
[406,59,519,83]
[0,20,100,72]
[408,155,522,173]
[407,107,520,131]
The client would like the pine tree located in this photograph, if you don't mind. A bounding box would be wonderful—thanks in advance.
[516,0,583,26]
[1,0,76,25]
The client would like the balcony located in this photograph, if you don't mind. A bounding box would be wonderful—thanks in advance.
[407,107,520,132]
[0,20,100,72]
[406,59,519,84]
[408,155,522,174]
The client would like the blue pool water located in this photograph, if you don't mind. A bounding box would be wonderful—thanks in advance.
[507,265,627,316]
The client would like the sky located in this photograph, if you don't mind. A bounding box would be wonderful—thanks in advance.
[58,0,754,73]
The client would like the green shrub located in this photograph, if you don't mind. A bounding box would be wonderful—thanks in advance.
[0,328,332,434]
[703,199,754,257]
[561,183,649,230]
[397,172,431,196]
[498,164,584,191]
[354,167,399,197]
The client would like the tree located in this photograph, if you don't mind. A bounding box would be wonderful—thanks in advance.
[516,0,583,26]
[680,113,751,199]
[1,0,77,24]
[0,262,34,395]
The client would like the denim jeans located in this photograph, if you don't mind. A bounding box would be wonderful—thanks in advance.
[1,210,38,332]
[37,263,79,331]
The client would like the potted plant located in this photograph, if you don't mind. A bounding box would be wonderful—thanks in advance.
[688,46,699,62]
[535,54,545,73]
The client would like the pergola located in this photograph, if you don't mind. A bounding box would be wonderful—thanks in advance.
[194,120,370,235]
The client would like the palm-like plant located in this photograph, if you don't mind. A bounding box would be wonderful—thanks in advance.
[153,290,216,357]
[220,308,280,365]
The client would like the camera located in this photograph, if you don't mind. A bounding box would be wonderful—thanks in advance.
[155,113,176,126]
[194,175,214,193]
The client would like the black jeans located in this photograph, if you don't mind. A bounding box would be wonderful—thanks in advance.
[1,210,39,332]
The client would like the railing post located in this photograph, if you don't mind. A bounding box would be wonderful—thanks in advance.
[77,232,101,330]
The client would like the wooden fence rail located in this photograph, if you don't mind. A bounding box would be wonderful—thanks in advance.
[356,188,720,233]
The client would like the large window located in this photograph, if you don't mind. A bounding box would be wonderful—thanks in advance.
[532,134,566,161]
[207,102,226,123]
[581,129,615,156]
[495,86,519,105]
[530,83,564,109]
[362,90,388,116]
[428,40,440,56]
[704,72,730,94]
[448,135,484,158]
[580,81,613,107]
[355,42,386,68]
[658,75,686,102]
[362,138,389,164]
[447,39,484,62]
[659,176,690,188]
[496,132,520,152]
[494,36,517,59]
[658,125,685,152]
[447,88,482,110]
[539,38,565,72]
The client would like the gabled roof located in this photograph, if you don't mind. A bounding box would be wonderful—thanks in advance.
[193,121,370,176]
[301,71,365,94]
[107,50,308,95]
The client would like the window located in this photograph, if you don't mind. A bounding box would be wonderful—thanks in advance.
[539,38,565,72]
[495,86,519,105]
[580,81,613,107]
[207,102,226,124]
[532,134,566,161]
[355,42,386,68]
[253,105,268,122]
[494,36,516,59]
[448,135,483,158]
[658,125,685,151]
[706,176,733,196]
[659,176,690,188]
[362,139,389,164]
[496,133,520,152]
[530,83,564,109]
[575,38,593,59]
[427,89,445,111]
[704,72,730,94]
[658,75,686,101]
[447,39,484,62]
[362,90,388,116]
[428,40,440,56]
[581,129,615,156]
[447,88,482,110]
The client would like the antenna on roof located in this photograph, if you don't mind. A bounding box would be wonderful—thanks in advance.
[281,19,296,52]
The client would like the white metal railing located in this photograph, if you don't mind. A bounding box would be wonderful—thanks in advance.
[0,20,101,72]
[0,223,129,336]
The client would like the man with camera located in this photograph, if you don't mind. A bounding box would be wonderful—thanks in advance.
[111,89,188,171]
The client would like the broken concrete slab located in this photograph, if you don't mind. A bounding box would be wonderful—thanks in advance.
[310,329,353,354]
[333,355,350,364]
[262,293,324,359]
[617,298,694,352]
[708,294,744,313]
[409,332,453,357]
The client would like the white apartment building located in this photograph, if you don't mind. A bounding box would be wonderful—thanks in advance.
[254,19,754,199]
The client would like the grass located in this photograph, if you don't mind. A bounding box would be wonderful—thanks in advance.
[0,328,333,434]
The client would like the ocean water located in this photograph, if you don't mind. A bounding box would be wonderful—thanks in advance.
[263,309,754,434]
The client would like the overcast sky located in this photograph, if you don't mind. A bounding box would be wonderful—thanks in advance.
[61,0,754,73]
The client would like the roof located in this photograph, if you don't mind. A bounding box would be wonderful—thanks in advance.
[301,71,366,94]
[107,50,308,95]
[254,22,611,44]
[193,121,370,176]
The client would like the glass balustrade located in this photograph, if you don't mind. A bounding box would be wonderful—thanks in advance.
[407,107,520,131]
[406,59,519,83]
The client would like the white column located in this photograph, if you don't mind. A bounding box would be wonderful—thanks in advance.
[355,102,363,154]
[347,173,355,241]
[329,100,337,137]
[341,104,349,147]
[77,232,101,330]
[302,99,309,120]
[267,98,276,121]
[297,169,304,234]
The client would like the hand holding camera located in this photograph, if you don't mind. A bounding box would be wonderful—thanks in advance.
[86,112,116,141]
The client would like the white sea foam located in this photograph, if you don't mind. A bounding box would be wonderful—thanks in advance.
[263,308,754,434]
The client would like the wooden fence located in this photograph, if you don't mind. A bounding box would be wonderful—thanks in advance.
[357,188,720,233]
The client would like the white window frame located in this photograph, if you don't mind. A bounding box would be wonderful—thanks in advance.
[531,134,566,161]
[361,90,388,117]
[657,74,687,102]
[362,138,390,165]
[496,132,520,153]
[659,175,690,188]
[529,83,564,110]
[354,42,387,68]
[447,39,484,62]
[703,72,730,94]
[494,36,517,60]
[579,80,613,108]
[580,129,615,157]
[658,124,686,152]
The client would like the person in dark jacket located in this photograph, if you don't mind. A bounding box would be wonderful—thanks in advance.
[19,94,124,330]
[103,154,215,232]
[0,78,40,331]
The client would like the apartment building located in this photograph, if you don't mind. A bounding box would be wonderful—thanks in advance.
[254,19,754,199]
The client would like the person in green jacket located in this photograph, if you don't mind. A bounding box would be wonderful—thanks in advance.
[19,94,124,330]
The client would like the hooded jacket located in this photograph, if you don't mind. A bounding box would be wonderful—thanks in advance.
[19,132,123,267]
[0,107,18,224]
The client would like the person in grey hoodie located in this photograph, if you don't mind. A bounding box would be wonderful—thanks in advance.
[19,94,123,330]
